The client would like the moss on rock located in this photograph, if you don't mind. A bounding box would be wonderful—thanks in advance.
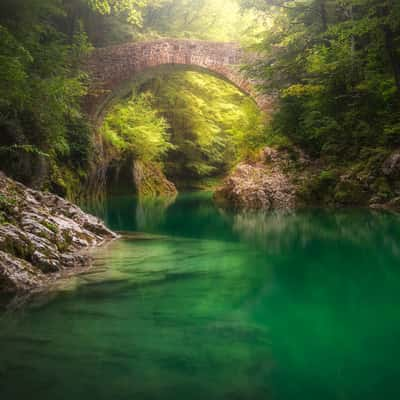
[0,171,117,293]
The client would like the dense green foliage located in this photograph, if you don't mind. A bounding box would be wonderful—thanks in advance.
[88,0,149,25]
[238,0,400,205]
[103,71,266,187]
[148,71,265,184]
[102,93,172,162]
[77,0,263,46]
[0,0,93,195]
[242,0,400,158]
[0,0,263,197]
[1,0,399,204]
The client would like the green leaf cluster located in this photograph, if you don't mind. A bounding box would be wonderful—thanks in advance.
[101,71,266,185]
[241,0,400,160]
[142,71,266,181]
[102,93,173,162]
[87,0,151,26]
[0,0,93,194]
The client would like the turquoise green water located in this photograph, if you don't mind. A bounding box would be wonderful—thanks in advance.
[1,192,400,399]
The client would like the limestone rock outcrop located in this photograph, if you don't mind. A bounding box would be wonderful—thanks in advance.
[214,147,296,211]
[0,171,117,293]
[382,150,400,179]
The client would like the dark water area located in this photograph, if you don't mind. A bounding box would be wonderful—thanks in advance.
[1,192,400,399]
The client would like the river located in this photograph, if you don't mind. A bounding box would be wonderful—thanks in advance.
[1,192,400,399]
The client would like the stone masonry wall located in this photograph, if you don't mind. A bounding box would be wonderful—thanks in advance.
[85,39,273,121]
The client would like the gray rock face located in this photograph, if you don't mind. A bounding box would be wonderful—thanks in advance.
[0,147,50,190]
[382,151,400,178]
[0,251,46,293]
[0,171,117,293]
[214,147,296,211]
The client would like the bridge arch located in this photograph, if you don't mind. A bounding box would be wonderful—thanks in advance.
[85,39,272,123]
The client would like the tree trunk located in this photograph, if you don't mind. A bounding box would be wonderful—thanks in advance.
[378,2,400,94]
[319,0,328,32]
[383,26,400,94]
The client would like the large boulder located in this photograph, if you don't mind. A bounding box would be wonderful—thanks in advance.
[214,148,296,211]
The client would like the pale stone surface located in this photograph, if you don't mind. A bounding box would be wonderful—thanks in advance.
[382,150,400,178]
[0,250,46,293]
[214,147,296,211]
[0,171,117,292]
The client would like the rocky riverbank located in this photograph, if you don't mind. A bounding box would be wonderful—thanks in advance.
[0,172,117,293]
[214,147,298,211]
[215,146,400,212]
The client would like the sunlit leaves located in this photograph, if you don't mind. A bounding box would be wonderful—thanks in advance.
[138,0,262,42]
[88,0,153,26]
[241,0,400,156]
[102,93,173,162]
[102,71,266,180]
[0,7,91,158]
[147,71,266,177]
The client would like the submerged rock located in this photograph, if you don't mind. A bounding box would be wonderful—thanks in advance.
[214,147,296,211]
[0,171,117,293]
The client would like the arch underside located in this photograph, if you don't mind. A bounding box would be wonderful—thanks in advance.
[85,39,274,124]
[89,63,258,125]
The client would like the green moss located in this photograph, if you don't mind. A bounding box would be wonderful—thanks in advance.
[42,221,59,234]
[334,180,366,205]
[0,194,16,210]
[370,177,393,200]
[319,170,339,186]
[296,169,339,205]
[0,236,35,262]
[264,130,294,152]
[0,194,17,223]
[49,162,87,201]
[57,231,73,253]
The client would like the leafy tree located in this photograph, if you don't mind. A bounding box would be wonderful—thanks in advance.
[139,0,251,41]
[101,71,266,186]
[0,0,92,195]
[141,71,266,183]
[102,93,173,162]
[241,0,400,157]
[87,0,152,26]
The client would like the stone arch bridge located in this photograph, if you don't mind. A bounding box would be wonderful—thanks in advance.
[85,39,272,122]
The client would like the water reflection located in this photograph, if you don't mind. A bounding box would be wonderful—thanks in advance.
[2,194,400,399]
[231,208,400,256]
[135,196,176,231]
[86,193,400,260]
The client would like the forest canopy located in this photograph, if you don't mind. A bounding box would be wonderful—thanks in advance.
[0,0,399,200]
[240,0,400,157]
[0,0,264,196]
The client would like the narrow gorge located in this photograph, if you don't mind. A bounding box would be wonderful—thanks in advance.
[1,1,400,400]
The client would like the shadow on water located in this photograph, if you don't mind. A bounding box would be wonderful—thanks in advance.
[1,193,400,399]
